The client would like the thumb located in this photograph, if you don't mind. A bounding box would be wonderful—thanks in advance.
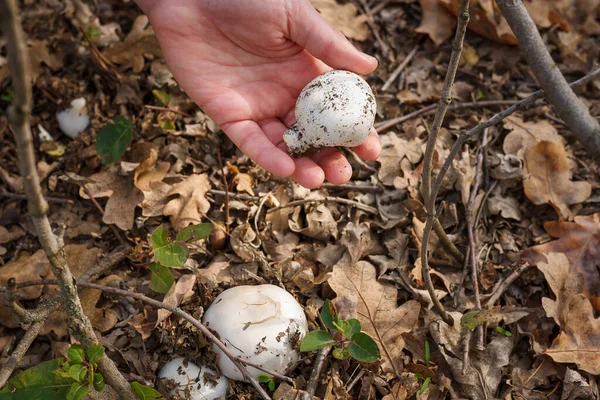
[289,0,378,75]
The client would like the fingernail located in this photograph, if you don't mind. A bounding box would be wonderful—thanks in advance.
[361,52,378,65]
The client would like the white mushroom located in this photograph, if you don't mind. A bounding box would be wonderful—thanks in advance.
[56,97,90,139]
[158,357,228,400]
[283,70,376,156]
[202,284,308,381]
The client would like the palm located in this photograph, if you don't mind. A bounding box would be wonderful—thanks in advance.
[142,0,380,188]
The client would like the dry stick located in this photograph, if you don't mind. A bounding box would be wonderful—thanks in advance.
[266,197,378,214]
[321,183,382,193]
[143,105,192,118]
[496,0,600,162]
[0,188,73,204]
[484,263,530,308]
[216,149,230,231]
[356,0,390,58]
[306,347,331,396]
[420,0,471,326]
[7,280,273,399]
[381,45,419,92]
[0,2,137,397]
[374,100,517,132]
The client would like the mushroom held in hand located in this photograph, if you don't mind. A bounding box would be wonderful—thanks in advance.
[158,357,228,400]
[283,70,376,156]
[202,284,308,381]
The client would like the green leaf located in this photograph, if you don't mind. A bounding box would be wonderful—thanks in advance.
[152,89,170,106]
[96,115,133,164]
[425,340,431,367]
[332,347,348,360]
[68,345,85,364]
[268,380,275,391]
[157,112,175,130]
[0,358,73,399]
[258,375,271,383]
[86,344,104,366]
[343,319,361,340]
[149,263,175,293]
[0,90,14,102]
[131,382,164,400]
[68,364,86,382]
[418,377,431,395]
[496,326,512,337]
[85,26,101,41]
[93,373,105,392]
[67,382,89,400]
[320,299,338,330]
[300,330,337,352]
[176,223,212,243]
[150,225,188,267]
[348,332,380,363]
[460,310,489,331]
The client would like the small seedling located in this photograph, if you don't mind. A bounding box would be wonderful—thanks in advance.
[414,341,434,396]
[54,343,106,400]
[300,299,380,363]
[496,326,512,337]
[259,375,276,391]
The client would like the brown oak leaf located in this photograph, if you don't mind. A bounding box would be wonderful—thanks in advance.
[104,15,161,73]
[163,174,211,231]
[310,0,369,41]
[502,116,564,157]
[536,253,600,375]
[523,141,591,220]
[329,260,421,376]
[521,213,600,312]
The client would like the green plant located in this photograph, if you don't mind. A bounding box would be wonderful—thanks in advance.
[131,381,163,399]
[148,224,212,293]
[96,115,133,164]
[300,299,380,363]
[415,341,434,396]
[258,375,276,391]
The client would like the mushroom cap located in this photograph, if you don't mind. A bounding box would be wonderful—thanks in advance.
[202,284,308,381]
[158,357,228,400]
[284,70,376,155]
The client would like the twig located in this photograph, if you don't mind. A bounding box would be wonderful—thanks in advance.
[237,357,294,385]
[484,263,529,308]
[356,0,390,58]
[79,244,132,283]
[8,279,273,400]
[381,46,418,92]
[210,189,258,201]
[306,347,331,396]
[216,148,230,231]
[0,2,136,397]
[497,0,600,162]
[266,196,377,214]
[420,0,471,326]
[143,105,192,118]
[374,100,516,132]
[321,183,383,193]
[0,188,73,204]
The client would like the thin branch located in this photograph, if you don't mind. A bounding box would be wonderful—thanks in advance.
[0,188,73,204]
[497,0,600,162]
[0,2,136,397]
[484,263,530,308]
[306,347,331,396]
[420,0,471,326]
[266,196,378,214]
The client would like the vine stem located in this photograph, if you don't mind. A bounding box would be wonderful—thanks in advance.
[420,0,471,326]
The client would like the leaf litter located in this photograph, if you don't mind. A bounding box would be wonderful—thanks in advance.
[1,0,599,399]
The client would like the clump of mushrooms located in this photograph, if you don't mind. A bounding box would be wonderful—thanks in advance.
[158,357,228,400]
[202,284,308,381]
[283,70,376,156]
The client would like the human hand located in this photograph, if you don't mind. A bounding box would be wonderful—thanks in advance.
[136,0,381,188]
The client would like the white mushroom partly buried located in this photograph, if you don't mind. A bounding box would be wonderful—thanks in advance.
[283,70,376,156]
[202,284,308,381]
[158,357,228,400]
[56,97,90,139]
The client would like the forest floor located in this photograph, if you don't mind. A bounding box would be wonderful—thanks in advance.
[0,0,599,399]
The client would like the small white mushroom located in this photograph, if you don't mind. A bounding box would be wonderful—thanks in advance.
[202,284,308,381]
[56,97,89,139]
[283,70,376,156]
[158,357,228,400]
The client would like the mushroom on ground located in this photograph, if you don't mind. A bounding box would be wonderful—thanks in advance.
[283,70,376,156]
[202,284,308,381]
[158,357,228,400]
[56,97,90,139]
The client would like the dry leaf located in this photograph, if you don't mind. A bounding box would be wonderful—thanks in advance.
[133,148,173,217]
[487,186,521,221]
[523,141,591,220]
[105,15,162,73]
[378,132,423,186]
[289,204,338,241]
[156,274,196,325]
[197,254,234,289]
[503,116,564,157]
[329,260,421,375]
[417,0,456,46]
[536,253,600,375]
[28,40,63,81]
[521,213,600,312]
[453,147,476,205]
[233,172,255,196]
[163,174,211,231]
[310,0,370,40]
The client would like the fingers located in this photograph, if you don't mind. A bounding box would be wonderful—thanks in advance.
[352,128,381,161]
[222,120,295,177]
[289,0,378,75]
[311,148,353,185]
[291,157,325,189]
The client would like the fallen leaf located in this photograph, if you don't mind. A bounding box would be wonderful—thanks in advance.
[156,274,196,325]
[536,253,600,375]
[416,0,456,46]
[163,174,211,231]
[290,203,338,241]
[523,141,591,220]
[233,172,254,196]
[378,132,423,186]
[197,254,234,289]
[104,15,161,73]
[329,260,421,376]
[487,186,521,221]
[503,116,564,157]
[521,213,600,312]
[453,147,476,205]
[28,40,62,81]
[310,0,370,40]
